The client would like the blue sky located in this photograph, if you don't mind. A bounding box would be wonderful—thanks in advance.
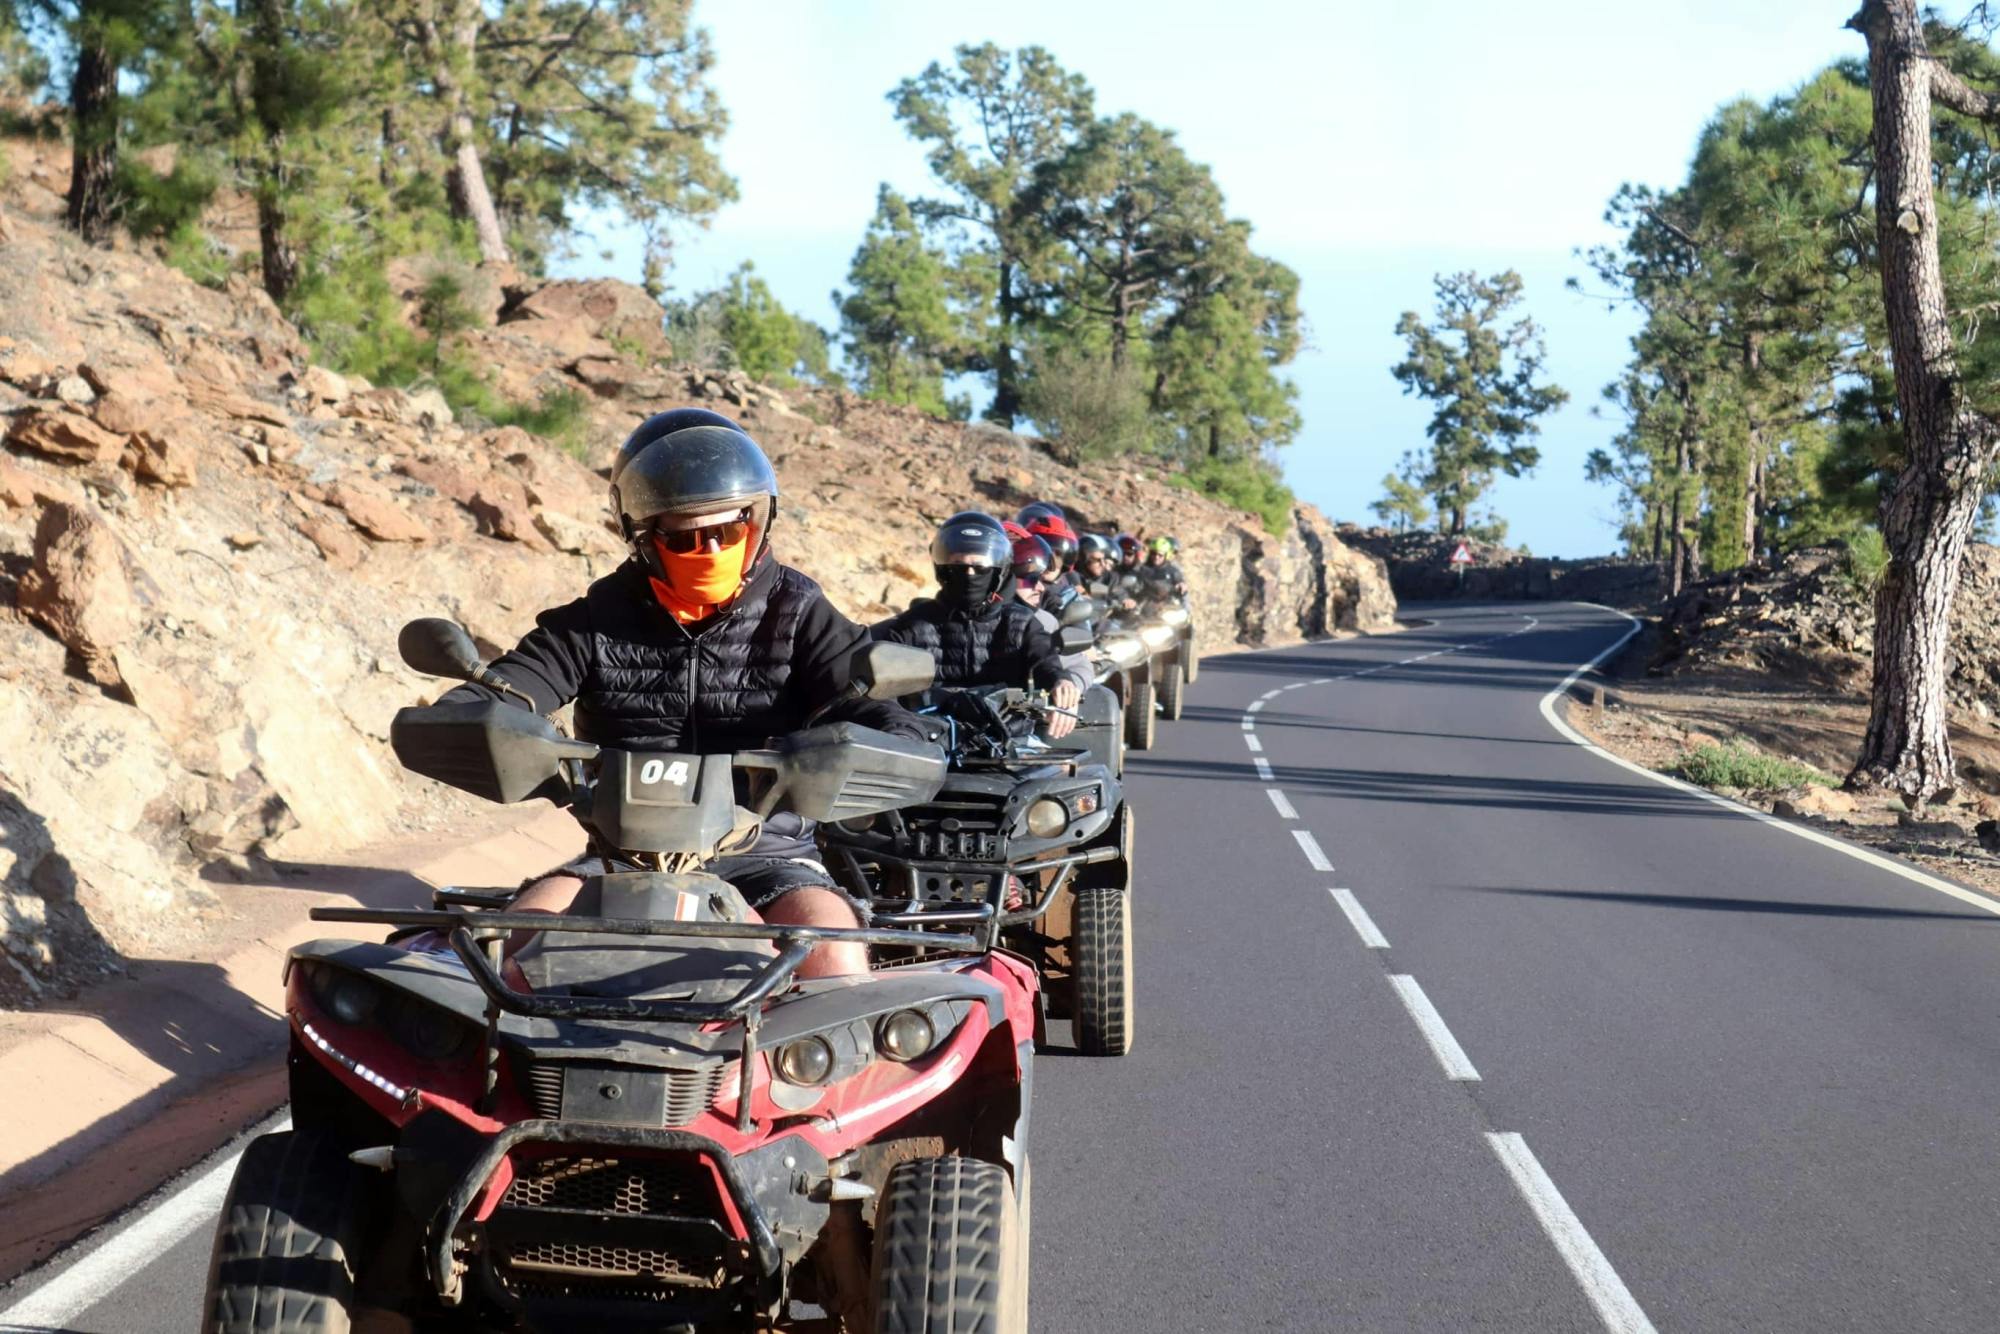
[557,2,1862,557]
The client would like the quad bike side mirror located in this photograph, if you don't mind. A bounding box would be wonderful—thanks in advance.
[399,618,485,681]
[1059,595,1098,628]
[853,641,936,701]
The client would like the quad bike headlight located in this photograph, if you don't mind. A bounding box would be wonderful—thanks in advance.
[774,1036,835,1086]
[877,1009,937,1062]
[306,964,380,1027]
[1066,787,1101,817]
[1025,798,1069,838]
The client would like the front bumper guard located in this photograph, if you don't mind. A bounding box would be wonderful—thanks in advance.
[423,1117,789,1305]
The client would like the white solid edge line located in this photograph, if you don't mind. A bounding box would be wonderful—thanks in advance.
[1541,603,2000,920]
[1292,828,1333,871]
[1387,974,1480,1080]
[1253,756,1275,781]
[1486,1132,1658,1334]
[1329,888,1389,948]
[1266,788,1299,820]
[0,1112,292,1329]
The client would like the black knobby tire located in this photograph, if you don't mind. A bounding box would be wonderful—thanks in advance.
[1123,680,1156,751]
[204,1129,373,1334]
[1072,879,1135,1057]
[871,1156,1027,1334]
[1157,654,1185,722]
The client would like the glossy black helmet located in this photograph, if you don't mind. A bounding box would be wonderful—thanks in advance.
[1015,501,1066,529]
[611,408,776,523]
[931,511,1012,568]
[1079,533,1117,562]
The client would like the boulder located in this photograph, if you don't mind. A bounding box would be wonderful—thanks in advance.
[1771,786,1857,819]
[125,428,199,488]
[468,476,551,550]
[296,513,366,568]
[327,476,430,543]
[7,407,126,465]
[295,365,351,407]
[16,501,139,686]
[93,389,161,437]
[500,278,669,360]
[395,457,483,506]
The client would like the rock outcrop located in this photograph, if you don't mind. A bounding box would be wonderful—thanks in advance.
[1650,542,2000,722]
[1336,525,1661,608]
[0,167,1391,1001]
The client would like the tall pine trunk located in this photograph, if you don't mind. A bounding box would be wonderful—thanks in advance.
[247,0,299,303]
[65,34,119,242]
[990,260,1019,428]
[424,0,508,265]
[1848,0,2000,802]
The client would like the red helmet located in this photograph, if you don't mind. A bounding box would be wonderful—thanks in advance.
[1002,519,1030,541]
[1115,532,1140,556]
[1010,533,1054,581]
[1025,513,1078,570]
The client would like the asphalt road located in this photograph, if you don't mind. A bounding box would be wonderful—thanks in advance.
[9,601,2000,1331]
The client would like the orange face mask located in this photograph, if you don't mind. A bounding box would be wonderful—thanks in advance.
[648,533,751,622]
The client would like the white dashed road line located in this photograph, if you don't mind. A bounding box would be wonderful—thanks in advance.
[1292,828,1333,872]
[1387,975,1481,1081]
[1225,609,1663,1334]
[1486,1133,1659,1334]
[1328,888,1390,949]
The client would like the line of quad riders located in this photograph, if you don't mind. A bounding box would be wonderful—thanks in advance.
[200,409,1201,1333]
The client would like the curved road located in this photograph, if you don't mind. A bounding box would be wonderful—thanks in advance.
[8,602,2000,1331]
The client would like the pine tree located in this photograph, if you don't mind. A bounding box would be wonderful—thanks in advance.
[836,186,965,415]
[1391,270,1568,535]
[1370,454,1433,532]
[890,42,1093,426]
[479,0,735,283]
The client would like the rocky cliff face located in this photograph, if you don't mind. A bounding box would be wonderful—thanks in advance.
[1336,525,1661,609]
[0,178,1393,1001]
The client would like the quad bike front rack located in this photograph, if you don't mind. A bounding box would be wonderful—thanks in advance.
[309,905,992,1133]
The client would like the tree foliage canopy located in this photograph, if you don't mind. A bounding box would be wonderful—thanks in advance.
[1390,270,1567,535]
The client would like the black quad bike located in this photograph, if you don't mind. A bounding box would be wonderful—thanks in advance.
[201,624,1036,1333]
[819,685,1135,1058]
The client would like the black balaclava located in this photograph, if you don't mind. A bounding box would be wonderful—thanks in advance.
[936,563,1005,611]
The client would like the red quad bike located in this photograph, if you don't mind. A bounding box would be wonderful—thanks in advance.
[200,624,1035,1334]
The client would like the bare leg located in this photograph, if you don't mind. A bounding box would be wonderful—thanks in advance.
[504,874,583,953]
[759,886,867,978]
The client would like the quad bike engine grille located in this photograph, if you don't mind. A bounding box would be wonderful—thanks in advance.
[517,1061,728,1126]
[494,1157,728,1294]
[902,802,1005,862]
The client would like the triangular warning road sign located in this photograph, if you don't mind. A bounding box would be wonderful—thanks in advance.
[1449,541,1473,565]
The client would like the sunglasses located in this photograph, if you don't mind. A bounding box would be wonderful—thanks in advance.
[652,512,753,554]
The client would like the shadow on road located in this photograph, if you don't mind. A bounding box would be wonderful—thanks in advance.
[1127,754,1719,821]
[1468,885,2000,923]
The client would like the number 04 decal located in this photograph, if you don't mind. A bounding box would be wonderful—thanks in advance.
[639,759,692,786]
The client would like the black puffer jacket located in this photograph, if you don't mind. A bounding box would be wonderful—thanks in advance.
[870,597,1077,691]
[441,558,923,752]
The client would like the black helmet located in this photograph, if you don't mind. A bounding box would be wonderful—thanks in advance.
[609,409,779,574]
[1015,501,1066,528]
[932,511,1011,610]
[930,511,1011,567]
[1079,533,1117,562]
